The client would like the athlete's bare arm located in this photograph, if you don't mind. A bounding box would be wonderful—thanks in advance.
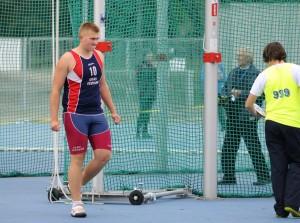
[245,93,259,116]
[96,50,121,124]
[50,52,74,131]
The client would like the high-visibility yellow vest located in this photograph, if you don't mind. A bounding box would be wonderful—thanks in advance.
[264,63,300,127]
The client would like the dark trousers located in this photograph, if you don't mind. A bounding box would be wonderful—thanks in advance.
[137,97,155,135]
[221,118,270,181]
[218,106,226,131]
[265,120,300,215]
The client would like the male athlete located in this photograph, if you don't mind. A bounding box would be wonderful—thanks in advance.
[50,22,121,217]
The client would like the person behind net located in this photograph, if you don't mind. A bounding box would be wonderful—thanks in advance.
[217,63,227,131]
[218,47,270,185]
[50,22,121,218]
[246,42,300,218]
[136,51,157,139]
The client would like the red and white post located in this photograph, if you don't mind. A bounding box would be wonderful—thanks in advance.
[203,0,221,199]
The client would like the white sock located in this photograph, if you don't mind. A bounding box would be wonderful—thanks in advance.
[72,200,83,207]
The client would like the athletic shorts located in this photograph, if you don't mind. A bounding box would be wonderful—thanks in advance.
[63,112,111,154]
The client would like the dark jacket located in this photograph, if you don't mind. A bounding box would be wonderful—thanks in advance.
[222,64,263,121]
[136,60,157,100]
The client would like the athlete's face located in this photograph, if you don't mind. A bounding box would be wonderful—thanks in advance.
[80,30,99,51]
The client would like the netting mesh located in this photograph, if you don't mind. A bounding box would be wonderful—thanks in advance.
[1,0,299,197]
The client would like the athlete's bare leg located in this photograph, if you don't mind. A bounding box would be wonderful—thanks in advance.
[68,153,86,201]
[82,149,111,186]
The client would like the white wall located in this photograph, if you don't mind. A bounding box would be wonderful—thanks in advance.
[0,38,22,71]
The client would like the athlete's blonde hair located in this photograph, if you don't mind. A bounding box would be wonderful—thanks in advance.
[78,22,99,37]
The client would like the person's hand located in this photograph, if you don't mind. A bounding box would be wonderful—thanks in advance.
[111,113,121,124]
[51,120,61,132]
[231,89,241,99]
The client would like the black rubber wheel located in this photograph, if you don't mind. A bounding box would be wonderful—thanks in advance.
[48,188,61,202]
[129,190,144,205]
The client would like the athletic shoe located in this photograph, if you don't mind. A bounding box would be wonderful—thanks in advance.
[275,209,289,218]
[284,207,300,217]
[253,178,271,186]
[276,214,288,218]
[71,205,87,218]
[217,179,236,185]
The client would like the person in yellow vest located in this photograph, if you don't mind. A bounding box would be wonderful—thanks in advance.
[246,42,300,218]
